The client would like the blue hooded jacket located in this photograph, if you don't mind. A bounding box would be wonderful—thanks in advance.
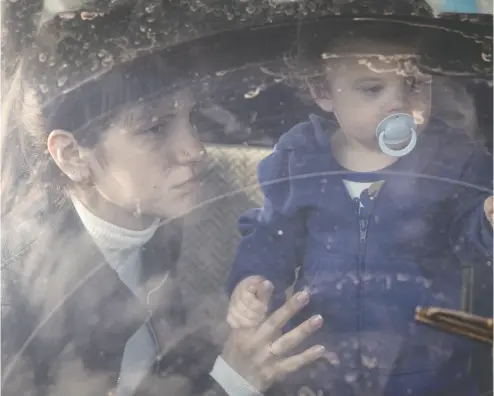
[227,115,493,396]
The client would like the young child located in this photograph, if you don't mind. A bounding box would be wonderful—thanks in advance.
[226,25,493,396]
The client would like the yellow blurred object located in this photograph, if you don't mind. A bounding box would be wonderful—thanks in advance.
[415,306,493,344]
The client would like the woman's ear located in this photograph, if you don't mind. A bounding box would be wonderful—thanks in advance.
[308,80,333,113]
[47,130,90,182]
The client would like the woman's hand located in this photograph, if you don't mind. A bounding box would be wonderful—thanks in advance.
[220,281,325,392]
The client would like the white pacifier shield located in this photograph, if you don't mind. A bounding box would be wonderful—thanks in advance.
[376,113,417,157]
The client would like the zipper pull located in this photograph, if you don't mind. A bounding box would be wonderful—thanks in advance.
[359,219,368,244]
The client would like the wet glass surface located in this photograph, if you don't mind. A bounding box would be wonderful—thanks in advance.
[1,1,492,396]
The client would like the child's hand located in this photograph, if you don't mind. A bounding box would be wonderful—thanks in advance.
[227,276,273,329]
[484,196,493,228]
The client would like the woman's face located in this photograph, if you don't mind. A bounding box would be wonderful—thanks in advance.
[84,90,208,220]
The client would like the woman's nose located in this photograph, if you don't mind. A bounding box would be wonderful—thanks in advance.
[172,120,207,165]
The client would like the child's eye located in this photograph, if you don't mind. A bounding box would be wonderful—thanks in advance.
[359,85,384,95]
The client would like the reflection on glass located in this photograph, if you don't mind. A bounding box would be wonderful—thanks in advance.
[1,4,492,396]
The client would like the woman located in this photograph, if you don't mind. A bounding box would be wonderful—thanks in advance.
[1,26,325,396]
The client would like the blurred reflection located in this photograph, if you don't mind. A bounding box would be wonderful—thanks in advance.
[432,77,479,139]
[1,3,493,396]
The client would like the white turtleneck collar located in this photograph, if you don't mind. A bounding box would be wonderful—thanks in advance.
[71,196,161,295]
[72,196,160,253]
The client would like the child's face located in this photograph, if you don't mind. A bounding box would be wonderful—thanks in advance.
[314,41,432,150]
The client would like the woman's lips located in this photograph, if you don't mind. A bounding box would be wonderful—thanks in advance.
[174,165,213,190]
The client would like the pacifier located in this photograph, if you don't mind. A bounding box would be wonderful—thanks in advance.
[376,113,417,157]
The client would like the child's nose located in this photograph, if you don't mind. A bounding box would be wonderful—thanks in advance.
[387,85,409,114]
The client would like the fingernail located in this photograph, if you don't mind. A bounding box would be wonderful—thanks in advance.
[310,315,323,327]
[296,290,310,304]
[262,280,273,291]
[315,345,326,354]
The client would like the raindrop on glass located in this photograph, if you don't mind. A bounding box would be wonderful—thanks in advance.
[57,76,68,87]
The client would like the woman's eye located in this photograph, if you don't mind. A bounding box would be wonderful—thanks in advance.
[148,124,162,134]
[146,117,174,134]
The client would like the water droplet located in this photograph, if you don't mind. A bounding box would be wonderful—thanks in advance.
[140,25,147,32]
[101,54,114,68]
[344,372,358,383]
[277,230,284,236]
[244,86,262,99]
[226,12,234,20]
[363,273,372,282]
[38,53,47,63]
[39,84,48,93]
[145,4,156,13]
[80,11,100,20]
[246,5,255,14]
[433,292,446,301]
[361,355,377,368]
[481,52,492,62]
[285,7,295,15]
[348,272,359,285]
[57,76,68,87]
[324,351,340,366]
[417,277,432,288]
[396,273,409,282]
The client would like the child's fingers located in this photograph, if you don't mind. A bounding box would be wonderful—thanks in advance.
[235,298,266,321]
[227,312,242,329]
[227,309,263,329]
[256,280,274,307]
[226,311,254,329]
[241,276,266,290]
[241,288,269,315]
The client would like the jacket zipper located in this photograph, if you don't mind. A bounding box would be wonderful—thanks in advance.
[357,202,369,373]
